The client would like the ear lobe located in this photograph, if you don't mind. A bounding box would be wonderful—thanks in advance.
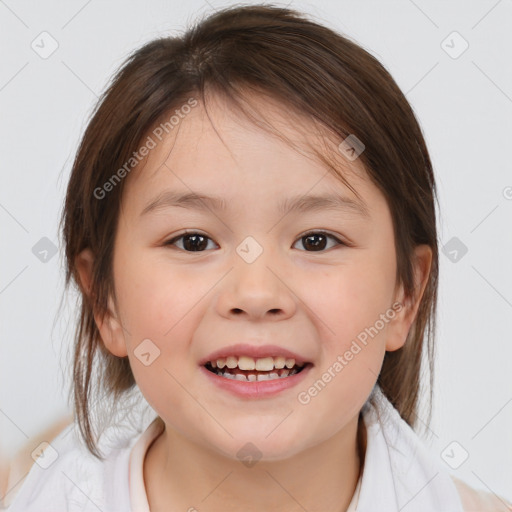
[385,244,433,352]
[99,295,128,358]
[75,248,128,358]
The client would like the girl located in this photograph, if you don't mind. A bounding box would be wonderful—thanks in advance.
[6,4,511,511]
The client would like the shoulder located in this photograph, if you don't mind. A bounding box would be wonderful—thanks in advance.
[451,475,512,512]
[6,420,136,512]
[1,415,73,508]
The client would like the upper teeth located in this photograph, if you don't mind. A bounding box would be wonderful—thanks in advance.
[210,356,302,371]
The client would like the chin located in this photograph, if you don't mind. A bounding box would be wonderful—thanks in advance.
[204,424,308,463]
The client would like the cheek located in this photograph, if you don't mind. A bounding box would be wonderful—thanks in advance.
[116,255,209,380]
[120,271,200,423]
[301,258,395,350]
[291,264,392,441]
[115,252,206,338]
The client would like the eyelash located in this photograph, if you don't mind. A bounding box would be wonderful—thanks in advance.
[164,230,346,253]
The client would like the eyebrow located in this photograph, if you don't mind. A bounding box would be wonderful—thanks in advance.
[140,190,370,218]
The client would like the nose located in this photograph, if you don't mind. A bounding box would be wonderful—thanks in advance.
[215,248,297,321]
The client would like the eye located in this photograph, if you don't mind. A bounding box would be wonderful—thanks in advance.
[164,230,345,253]
[292,231,345,252]
[164,231,218,252]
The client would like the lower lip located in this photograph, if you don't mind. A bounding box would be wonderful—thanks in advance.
[199,364,313,399]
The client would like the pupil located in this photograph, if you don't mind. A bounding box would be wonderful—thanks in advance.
[184,234,207,251]
[304,234,326,251]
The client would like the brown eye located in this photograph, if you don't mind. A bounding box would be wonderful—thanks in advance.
[293,232,344,252]
[165,232,217,252]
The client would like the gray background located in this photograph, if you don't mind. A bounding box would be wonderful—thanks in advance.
[1,0,511,502]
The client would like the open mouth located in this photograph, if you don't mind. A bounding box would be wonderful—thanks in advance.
[204,357,312,382]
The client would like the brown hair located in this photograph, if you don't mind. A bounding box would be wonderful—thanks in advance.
[60,3,438,459]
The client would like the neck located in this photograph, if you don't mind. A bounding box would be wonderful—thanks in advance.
[144,414,365,512]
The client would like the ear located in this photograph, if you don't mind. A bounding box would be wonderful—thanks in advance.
[75,248,128,358]
[385,244,433,352]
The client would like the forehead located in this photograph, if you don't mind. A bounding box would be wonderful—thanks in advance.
[121,92,373,215]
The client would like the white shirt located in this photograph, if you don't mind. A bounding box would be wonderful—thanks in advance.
[6,385,511,511]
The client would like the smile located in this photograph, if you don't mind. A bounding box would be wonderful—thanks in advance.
[200,359,313,399]
[205,362,307,381]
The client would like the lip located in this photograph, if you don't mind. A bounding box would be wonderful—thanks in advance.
[198,343,311,367]
[199,362,313,399]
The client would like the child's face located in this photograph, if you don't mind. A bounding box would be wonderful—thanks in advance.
[88,92,430,461]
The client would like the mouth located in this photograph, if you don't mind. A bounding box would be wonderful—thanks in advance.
[203,355,312,382]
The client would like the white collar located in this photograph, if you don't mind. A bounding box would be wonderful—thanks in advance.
[355,385,464,511]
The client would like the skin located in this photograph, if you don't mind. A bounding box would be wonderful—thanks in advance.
[76,91,432,512]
